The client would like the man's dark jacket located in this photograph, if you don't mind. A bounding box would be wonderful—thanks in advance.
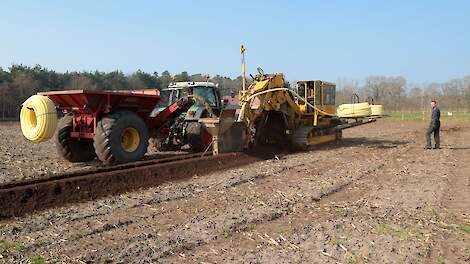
[431,107,441,128]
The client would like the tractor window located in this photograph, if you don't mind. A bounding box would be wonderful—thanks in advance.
[193,87,217,106]
[155,90,171,107]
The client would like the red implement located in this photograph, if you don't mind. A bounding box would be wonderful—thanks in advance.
[39,89,161,139]
[39,89,160,114]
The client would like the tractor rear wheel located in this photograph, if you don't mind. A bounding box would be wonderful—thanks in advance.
[186,122,212,152]
[94,111,149,165]
[55,115,96,162]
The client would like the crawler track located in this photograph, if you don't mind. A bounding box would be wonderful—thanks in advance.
[0,152,260,219]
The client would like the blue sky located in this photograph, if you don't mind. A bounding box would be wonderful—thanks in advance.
[1,0,469,83]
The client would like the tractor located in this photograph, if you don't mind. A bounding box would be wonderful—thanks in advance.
[150,81,225,152]
[19,79,239,165]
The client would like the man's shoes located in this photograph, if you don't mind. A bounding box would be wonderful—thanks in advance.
[433,146,441,149]
[424,146,432,149]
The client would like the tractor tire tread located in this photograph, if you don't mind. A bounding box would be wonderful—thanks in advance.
[55,115,96,162]
[94,111,149,165]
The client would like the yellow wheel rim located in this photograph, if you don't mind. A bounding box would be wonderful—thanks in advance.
[121,127,140,152]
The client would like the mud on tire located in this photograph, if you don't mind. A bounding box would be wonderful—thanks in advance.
[94,111,149,165]
[55,115,96,162]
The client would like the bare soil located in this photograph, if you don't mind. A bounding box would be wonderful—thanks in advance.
[0,120,469,263]
[0,122,188,184]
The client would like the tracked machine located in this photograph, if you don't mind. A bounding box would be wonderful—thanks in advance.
[236,45,381,150]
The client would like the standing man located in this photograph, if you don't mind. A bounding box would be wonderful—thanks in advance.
[425,100,440,149]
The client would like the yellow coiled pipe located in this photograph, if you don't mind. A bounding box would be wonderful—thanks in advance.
[337,102,371,118]
[370,104,384,116]
[20,95,58,143]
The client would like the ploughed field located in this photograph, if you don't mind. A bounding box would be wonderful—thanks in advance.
[0,122,187,184]
[0,120,469,263]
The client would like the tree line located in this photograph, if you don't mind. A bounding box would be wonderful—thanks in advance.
[0,64,469,119]
[0,65,244,119]
[335,75,470,113]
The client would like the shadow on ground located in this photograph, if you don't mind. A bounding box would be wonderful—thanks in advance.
[247,137,409,160]
[338,137,409,149]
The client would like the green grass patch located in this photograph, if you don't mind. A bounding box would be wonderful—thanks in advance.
[241,225,256,232]
[460,225,470,234]
[222,228,233,238]
[375,224,388,235]
[437,255,446,264]
[0,240,25,252]
[0,240,47,263]
[34,240,47,247]
[374,224,416,240]
[28,255,46,264]
[384,111,470,121]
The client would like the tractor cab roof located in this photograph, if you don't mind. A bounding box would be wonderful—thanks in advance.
[165,81,218,90]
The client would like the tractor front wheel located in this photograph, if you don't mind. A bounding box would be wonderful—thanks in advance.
[94,111,149,165]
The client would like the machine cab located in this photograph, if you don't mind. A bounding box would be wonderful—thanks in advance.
[152,81,222,117]
[156,82,221,108]
[295,80,336,116]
